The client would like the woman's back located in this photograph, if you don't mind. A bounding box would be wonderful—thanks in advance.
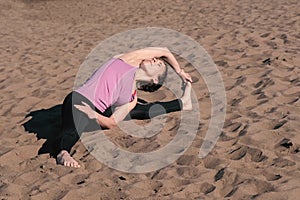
[76,58,137,113]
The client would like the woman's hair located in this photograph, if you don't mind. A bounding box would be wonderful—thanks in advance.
[138,58,169,92]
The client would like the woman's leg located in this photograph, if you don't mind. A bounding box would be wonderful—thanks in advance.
[129,82,192,120]
[56,92,96,167]
[129,99,182,119]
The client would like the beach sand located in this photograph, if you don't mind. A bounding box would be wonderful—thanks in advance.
[0,0,299,199]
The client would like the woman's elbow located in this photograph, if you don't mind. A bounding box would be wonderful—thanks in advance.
[106,118,117,129]
[97,117,117,129]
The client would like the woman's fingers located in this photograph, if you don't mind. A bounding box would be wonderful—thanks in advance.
[81,101,90,107]
[74,102,88,109]
[185,73,192,82]
[74,104,82,110]
[75,103,97,119]
[181,71,192,83]
[74,105,87,113]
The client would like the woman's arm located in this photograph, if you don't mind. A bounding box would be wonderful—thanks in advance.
[120,47,179,70]
[110,94,137,124]
[74,102,116,129]
[74,95,137,129]
[119,47,192,82]
[96,113,117,129]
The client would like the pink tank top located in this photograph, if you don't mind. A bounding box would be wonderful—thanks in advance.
[76,58,138,113]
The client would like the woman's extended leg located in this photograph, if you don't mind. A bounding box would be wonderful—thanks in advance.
[129,82,192,119]
[129,99,181,119]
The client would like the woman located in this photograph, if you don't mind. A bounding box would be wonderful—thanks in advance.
[56,47,193,168]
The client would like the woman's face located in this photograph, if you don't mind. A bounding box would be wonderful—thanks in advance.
[140,58,166,83]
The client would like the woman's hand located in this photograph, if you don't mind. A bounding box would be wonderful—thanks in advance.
[74,102,98,120]
[75,101,117,129]
[178,69,193,83]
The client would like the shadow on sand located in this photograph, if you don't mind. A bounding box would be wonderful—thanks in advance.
[21,98,169,158]
[22,105,62,157]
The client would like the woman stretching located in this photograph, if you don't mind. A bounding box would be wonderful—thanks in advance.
[56,47,193,168]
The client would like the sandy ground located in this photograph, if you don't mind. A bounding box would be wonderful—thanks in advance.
[1,0,300,199]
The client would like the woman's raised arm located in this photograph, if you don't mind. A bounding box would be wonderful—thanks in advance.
[119,47,192,82]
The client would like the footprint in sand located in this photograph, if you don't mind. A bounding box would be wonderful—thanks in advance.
[230,97,244,106]
[176,155,196,166]
[214,168,239,197]
[272,157,296,168]
[260,32,271,38]
[214,167,225,181]
[275,138,300,154]
[235,76,247,86]
[176,166,202,179]
[228,145,267,162]
[272,119,288,130]
[238,124,249,136]
[263,171,282,181]
[223,121,242,132]
[226,76,247,91]
[265,40,278,49]
[276,138,293,148]
[219,132,235,141]
[215,60,228,67]
[200,182,216,194]
[247,147,267,162]
[245,38,259,47]
[228,146,248,160]
[223,121,249,138]
[203,157,223,169]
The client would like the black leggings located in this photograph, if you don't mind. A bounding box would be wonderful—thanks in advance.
[56,91,182,154]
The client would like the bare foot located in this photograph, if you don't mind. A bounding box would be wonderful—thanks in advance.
[181,82,192,111]
[56,150,81,168]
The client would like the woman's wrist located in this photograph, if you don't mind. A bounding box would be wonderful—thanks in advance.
[95,114,107,128]
[177,68,183,74]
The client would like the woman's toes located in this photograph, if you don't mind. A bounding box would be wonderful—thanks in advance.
[57,150,80,168]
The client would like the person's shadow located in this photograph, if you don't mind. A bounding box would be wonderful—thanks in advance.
[22,98,167,157]
[22,104,63,157]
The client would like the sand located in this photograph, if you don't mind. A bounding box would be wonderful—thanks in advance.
[1,0,299,199]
